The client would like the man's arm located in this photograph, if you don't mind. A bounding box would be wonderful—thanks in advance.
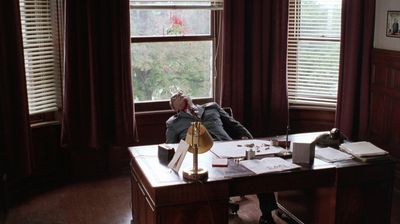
[166,126,178,143]
[217,105,253,139]
[165,119,180,143]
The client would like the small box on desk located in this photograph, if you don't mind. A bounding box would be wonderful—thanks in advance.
[292,141,315,166]
[158,144,175,165]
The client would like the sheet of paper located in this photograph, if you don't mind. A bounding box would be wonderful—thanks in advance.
[315,147,353,162]
[210,139,283,158]
[239,157,300,174]
[168,140,189,173]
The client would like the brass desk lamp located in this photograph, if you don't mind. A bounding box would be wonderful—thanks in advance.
[183,121,213,181]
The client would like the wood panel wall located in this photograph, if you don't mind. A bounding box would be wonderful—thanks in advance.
[134,110,174,146]
[289,109,335,134]
[0,173,5,223]
[370,48,400,191]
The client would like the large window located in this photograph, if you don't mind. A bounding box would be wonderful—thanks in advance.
[19,0,62,116]
[287,0,342,110]
[130,0,222,109]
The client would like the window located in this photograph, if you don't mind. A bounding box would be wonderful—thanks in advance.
[130,0,222,110]
[19,0,62,116]
[287,0,342,110]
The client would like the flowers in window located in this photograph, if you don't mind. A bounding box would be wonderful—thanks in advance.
[166,15,186,35]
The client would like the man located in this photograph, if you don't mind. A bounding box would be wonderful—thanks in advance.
[166,91,287,224]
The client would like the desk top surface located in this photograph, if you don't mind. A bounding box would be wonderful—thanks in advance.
[129,132,397,189]
[128,133,336,188]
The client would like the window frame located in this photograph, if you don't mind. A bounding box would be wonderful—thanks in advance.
[130,4,221,112]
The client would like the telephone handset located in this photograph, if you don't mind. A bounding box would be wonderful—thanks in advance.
[315,128,346,149]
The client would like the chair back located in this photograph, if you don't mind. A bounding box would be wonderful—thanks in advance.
[223,107,233,117]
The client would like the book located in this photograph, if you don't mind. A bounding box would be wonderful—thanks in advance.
[351,154,391,162]
[339,141,388,157]
[315,147,353,162]
[212,158,228,167]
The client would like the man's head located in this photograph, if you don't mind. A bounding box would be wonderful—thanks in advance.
[170,91,193,112]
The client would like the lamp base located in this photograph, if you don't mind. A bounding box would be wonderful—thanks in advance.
[183,168,208,181]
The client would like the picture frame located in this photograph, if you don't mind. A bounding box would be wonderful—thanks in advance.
[386,11,400,38]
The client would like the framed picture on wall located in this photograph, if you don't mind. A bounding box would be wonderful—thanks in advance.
[386,11,400,38]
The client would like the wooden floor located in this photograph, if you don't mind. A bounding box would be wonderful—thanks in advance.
[3,175,400,224]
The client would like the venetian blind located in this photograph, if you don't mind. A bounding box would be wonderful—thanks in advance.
[287,0,342,110]
[19,0,61,115]
[131,0,223,10]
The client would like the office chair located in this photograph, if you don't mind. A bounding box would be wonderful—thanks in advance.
[222,107,233,117]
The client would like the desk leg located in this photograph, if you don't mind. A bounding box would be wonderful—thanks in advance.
[277,187,336,224]
[334,182,393,224]
[279,180,394,224]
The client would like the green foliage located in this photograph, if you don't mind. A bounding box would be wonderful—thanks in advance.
[132,41,212,102]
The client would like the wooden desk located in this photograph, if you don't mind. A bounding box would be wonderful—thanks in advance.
[129,134,396,224]
[129,142,336,224]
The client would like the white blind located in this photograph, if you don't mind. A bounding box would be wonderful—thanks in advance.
[19,0,62,115]
[130,0,223,9]
[287,0,342,110]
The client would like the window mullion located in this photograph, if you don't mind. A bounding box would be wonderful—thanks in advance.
[131,35,213,43]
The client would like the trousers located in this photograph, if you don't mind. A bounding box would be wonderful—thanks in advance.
[257,192,278,221]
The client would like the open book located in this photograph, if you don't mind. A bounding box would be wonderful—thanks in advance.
[315,147,353,162]
[239,157,300,174]
[339,141,388,157]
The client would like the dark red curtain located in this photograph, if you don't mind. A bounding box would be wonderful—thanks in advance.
[0,0,32,179]
[61,0,136,148]
[220,0,289,137]
[335,0,375,141]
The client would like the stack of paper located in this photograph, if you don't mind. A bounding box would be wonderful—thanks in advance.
[339,141,388,158]
[211,139,283,158]
[239,157,300,174]
[315,147,353,162]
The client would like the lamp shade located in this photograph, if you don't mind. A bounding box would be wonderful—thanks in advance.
[185,122,213,154]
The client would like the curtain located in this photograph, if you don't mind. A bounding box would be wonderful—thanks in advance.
[0,0,32,178]
[62,0,137,149]
[220,0,289,137]
[335,0,375,141]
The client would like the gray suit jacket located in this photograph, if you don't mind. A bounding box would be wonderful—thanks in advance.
[166,102,253,143]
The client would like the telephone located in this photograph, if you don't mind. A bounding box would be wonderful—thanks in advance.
[314,128,346,149]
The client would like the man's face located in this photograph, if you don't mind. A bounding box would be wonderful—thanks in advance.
[171,91,190,112]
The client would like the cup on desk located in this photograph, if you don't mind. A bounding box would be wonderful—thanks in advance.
[245,148,255,160]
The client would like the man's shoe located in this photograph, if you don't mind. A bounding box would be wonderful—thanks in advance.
[271,209,289,224]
